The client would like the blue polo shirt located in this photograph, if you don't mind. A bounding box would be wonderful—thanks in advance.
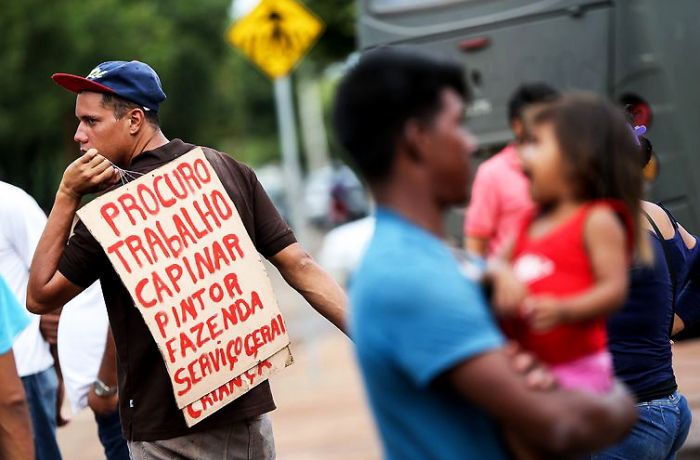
[350,208,508,460]
[0,275,30,355]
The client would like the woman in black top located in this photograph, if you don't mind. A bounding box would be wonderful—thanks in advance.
[593,135,699,459]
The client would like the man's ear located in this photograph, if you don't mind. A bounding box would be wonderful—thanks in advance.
[127,108,146,135]
[402,119,428,163]
[511,118,524,142]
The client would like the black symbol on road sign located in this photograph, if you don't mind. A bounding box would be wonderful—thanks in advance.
[228,0,324,78]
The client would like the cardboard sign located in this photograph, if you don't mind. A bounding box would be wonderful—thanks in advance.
[184,346,293,426]
[77,148,292,424]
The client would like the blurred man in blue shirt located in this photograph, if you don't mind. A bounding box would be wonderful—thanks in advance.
[333,47,638,460]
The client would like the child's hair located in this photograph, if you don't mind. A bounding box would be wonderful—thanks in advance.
[526,93,651,262]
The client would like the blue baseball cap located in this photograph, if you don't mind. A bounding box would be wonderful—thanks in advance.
[52,60,166,112]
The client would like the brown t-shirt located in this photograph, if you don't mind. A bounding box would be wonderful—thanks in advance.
[58,139,296,441]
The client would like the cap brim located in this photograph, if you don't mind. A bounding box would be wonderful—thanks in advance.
[51,73,116,95]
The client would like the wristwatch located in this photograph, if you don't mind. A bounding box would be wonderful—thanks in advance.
[93,379,118,398]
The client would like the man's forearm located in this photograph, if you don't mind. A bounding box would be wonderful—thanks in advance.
[97,328,118,387]
[272,244,348,335]
[544,382,637,456]
[449,350,636,457]
[87,328,120,417]
[27,190,81,312]
[282,259,347,334]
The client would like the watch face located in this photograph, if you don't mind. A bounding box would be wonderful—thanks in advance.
[94,380,116,397]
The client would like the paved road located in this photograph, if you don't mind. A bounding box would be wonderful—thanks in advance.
[56,335,379,459]
[55,334,700,459]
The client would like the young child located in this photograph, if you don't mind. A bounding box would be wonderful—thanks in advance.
[490,93,649,394]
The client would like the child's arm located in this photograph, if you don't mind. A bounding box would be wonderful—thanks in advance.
[524,207,629,331]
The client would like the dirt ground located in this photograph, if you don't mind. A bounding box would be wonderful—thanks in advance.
[56,258,700,459]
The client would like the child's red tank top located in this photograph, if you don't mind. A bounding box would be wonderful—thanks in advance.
[505,202,628,365]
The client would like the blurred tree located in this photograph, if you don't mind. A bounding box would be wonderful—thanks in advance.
[0,0,355,209]
[0,0,174,206]
[303,0,356,68]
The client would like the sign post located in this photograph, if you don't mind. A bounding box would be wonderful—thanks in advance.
[273,76,305,241]
[226,0,325,243]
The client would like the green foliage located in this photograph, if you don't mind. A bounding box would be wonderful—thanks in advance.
[302,0,356,69]
[0,0,175,205]
[0,0,355,209]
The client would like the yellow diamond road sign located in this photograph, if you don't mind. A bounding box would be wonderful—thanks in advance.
[227,0,325,79]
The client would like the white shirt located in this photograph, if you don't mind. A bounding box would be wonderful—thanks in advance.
[317,216,375,287]
[57,282,109,414]
[0,181,109,412]
[0,181,54,376]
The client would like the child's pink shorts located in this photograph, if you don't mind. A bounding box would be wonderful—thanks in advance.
[550,350,613,394]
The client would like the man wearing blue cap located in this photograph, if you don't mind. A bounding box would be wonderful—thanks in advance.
[27,60,347,458]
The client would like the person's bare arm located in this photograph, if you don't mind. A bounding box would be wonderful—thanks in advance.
[88,328,119,416]
[25,184,83,314]
[0,350,34,460]
[39,308,62,345]
[39,307,71,426]
[646,201,700,336]
[487,258,528,317]
[674,278,700,336]
[524,207,628,331]
[464,161,499,257]
[465,236,489,257]
[27,150,119,314]
[270,243,347,335]
[485,236,527,316]
[672,314,685,336]
[446,348,637,457]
